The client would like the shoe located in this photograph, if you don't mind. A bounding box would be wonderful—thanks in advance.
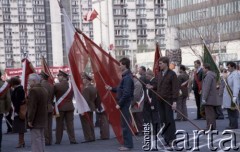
[16,143,25,148]
[70,141,78,144]
[55,142,60,145]
[118,146,131,151]
[174,118,181,121]
[225,126,238,129]
[81,140,95,143]
[216,117,224,120]
[45,143,52,146]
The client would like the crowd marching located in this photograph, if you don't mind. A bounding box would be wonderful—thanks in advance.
[0,56,239,152]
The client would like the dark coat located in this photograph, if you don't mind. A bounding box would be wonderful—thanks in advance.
[192,68,203,93]
[157,69,179,103]
[82,84,100,112]
[201,71,218,106]
[54,80,74,111]
[41,80,54,113]
[11,85,25,114]
[112,69,134,108]
[27,84,48,129]
[0,80,11,114]
[178,71,189,98]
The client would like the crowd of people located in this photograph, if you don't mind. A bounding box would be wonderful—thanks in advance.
[0,56,239,151]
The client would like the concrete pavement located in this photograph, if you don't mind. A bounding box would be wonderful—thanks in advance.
[1,93,240,152]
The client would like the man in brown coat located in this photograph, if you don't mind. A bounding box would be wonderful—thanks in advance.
[27,73,48,152]
[39,71,54,145]
[201,64,218,130]
[155,57,179,148]
[54,70,77,144]
[80,72,109,142]
[0,71,11,151]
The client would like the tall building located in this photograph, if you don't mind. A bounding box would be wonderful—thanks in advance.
[0,0,52,69]
[112,0,167,63]
[0,0,94,70]
[167,0,240,65]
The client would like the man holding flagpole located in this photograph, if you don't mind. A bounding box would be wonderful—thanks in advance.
[54,70,77,144]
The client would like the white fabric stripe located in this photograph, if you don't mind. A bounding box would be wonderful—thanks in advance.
[137,89,145,107]
[21,60,26,89]
[63,8,90,114]
[56,81,72,107]
[0,82,8,94]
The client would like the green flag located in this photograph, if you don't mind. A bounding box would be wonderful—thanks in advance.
[203,44,220,81]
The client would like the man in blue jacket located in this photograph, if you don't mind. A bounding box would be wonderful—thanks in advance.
[106,57,134,151]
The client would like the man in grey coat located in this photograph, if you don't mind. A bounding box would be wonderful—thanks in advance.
[201,64,218,130]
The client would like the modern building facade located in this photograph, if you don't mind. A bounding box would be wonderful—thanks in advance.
[0,0,52,69]
[167,0,240,65]
[112,0,167,63]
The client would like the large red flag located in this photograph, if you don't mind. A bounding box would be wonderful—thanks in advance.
[62,8,90,114]
[81,31,125,144]
[41,56,54,84]
[21,58,35,95]
[153,42,162,76]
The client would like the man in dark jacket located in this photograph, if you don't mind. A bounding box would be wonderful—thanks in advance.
[39,71,54,145]
[193,60,204,119]
[201,64,218,130]
[27,73,48,152]
[156,57,179,147]
[176,65,189,121]
[106,57,134,151]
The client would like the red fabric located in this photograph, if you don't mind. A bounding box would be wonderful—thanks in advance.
[194,72,202,93]
[22,58,35,95]
[153,43,162,76]
[41,56,54,84]
[84,9,98,21]
[83,34,124,144]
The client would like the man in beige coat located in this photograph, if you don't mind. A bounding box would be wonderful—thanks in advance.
[27,73,48,152]
[39,71,54,145]
[54,70,77,144]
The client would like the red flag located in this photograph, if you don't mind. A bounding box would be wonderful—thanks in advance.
[83,9,98,21]
[109,44,114,50]
[63,8,90,114]
[21,58,35,95]
[153,42,162,76]
[41,56,54,84]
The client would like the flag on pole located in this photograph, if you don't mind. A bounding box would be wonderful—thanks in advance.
[41,56,54,84]
[21,58,35,95]
[83,9,98,21]
[81,32,125,144]
[153,42,162,76]
[62,6,90,114]
[203,44,220,81]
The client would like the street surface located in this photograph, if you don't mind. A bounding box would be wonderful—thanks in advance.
[2,93,240,152]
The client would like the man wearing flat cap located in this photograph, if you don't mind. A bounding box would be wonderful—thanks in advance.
[39,71,54,146]
[80,72,109,142]
[54,70,77,144]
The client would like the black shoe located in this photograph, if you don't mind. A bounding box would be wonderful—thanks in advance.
[174,118,181,121]
[55,142,60,145]
[225,126,238,129]
[216,116,224,120]
[70,141,78,144]
[81,140,94,143]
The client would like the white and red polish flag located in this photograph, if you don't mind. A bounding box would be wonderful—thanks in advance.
[83,9,98,21]
[62,8,90,114]
[21,58,35,95]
